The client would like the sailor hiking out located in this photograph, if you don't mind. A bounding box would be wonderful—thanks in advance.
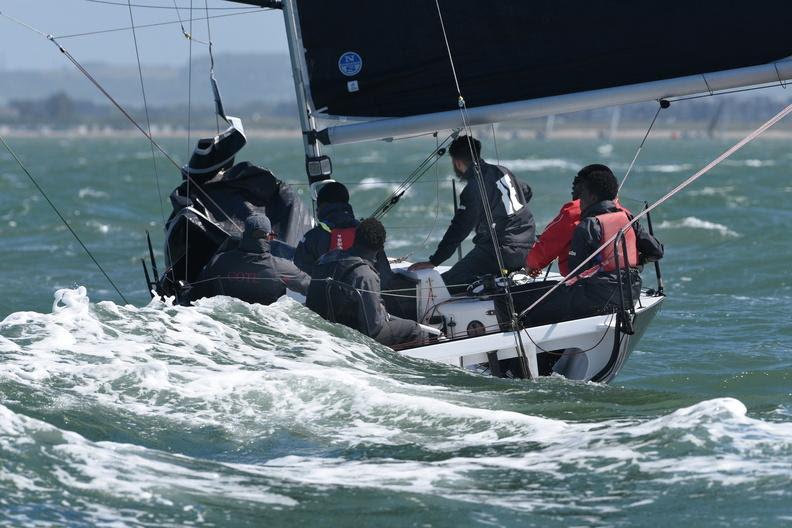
[409,135,536,294]
[306,218,429,348]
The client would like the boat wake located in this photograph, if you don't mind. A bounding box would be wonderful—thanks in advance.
[1,288,791,525]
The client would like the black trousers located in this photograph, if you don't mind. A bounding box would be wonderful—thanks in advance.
[441,245,527,296]
[374,316,425,348]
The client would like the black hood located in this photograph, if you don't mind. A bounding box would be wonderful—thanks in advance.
[318,202,358,229]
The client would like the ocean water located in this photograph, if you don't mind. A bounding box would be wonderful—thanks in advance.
[1,134,791,526]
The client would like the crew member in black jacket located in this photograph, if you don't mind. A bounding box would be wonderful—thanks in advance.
[306,218,427,348]
[519,166,663,326]
[294,182,359,276]
[195,215,310,305]
[409,136,536,294]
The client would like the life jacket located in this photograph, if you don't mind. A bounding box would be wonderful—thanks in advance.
[328,227,356,252]
[319,221,356,252]
[598,211,639,272]
[566,210,638,285]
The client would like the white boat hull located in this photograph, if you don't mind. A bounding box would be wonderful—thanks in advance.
[398,293,664,383]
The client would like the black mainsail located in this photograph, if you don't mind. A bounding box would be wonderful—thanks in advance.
[295,2,792,120]
[230,0,792,170]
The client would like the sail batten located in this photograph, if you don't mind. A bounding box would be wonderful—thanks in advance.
[321,58,792,145]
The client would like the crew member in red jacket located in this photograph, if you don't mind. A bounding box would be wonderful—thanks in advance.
[526,165,626,278]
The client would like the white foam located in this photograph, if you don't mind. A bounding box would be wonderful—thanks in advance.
[499,158,579,172]
[639,163,694,173]
[77,188,109,199]
[657,216,740,237]
[355,177,399,190]
[3,289,792,516]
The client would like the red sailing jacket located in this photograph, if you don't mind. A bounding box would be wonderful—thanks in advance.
[526,198,629,276]
[526,199,581,276]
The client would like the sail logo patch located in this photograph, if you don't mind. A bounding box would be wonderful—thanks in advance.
[338,52,363,77]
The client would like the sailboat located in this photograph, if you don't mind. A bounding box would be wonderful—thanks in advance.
[141,0,792,382]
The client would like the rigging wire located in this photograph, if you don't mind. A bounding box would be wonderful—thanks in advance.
[83,0,255,9]
[519,101,792,320]
[204,0,220,133]
[0,10,244,234]
[184,0,195,281]
[618,100,667,194]
[0,135,129,305]
[433,0,530,377]
[55,8,263,40]
[127,0,166,223]
[391,133,445,263]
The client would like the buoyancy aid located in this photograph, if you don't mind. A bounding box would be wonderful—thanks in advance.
[319,221,356,252]
[597,211,638,272]
[328,227,356,252]
[567,210,638,284]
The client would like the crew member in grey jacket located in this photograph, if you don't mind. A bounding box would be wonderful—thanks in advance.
[195,215,310,304]
[306,218,427,348]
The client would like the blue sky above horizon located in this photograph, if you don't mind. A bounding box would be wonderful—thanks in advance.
[0,0,287,70]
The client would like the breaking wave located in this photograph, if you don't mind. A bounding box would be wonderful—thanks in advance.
[2,288,791,524]
[499,158,579,172]
[657,216,740,237]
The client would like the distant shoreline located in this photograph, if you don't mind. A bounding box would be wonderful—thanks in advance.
[2,126,792,141]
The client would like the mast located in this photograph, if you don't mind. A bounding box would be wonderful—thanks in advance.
[280,0,332,183]
[319,58,792,146]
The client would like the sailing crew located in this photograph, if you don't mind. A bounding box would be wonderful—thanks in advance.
[525,165,657,278]
[519,166,663,326]
[194,214,310,305]
[409,135,536,294]
[295,181,417,320]
[294,181,359,276]
[306,218,428,348]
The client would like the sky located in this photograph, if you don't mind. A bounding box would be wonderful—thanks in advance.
[0,0,288,70]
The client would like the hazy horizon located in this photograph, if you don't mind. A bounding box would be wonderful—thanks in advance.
[0,0,287,71]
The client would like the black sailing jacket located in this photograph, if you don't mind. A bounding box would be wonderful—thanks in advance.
[430,160,536,266]
[294,202,359,276]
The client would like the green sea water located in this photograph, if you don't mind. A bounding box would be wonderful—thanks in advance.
[1,134,791,526]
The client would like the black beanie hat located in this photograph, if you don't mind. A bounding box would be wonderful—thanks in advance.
[316,181,350,206]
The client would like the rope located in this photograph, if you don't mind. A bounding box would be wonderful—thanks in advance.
[55,9,263,39]
[0,10,245,235]
[184,1,195,281]
[392,133,445,263]
[84,0,254,9]
[519,102,792,320]
[126,0,166,223]
[433,0,529,376]
[618,100,666,194]
[0,135,129,305]
[370,131,456,219]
